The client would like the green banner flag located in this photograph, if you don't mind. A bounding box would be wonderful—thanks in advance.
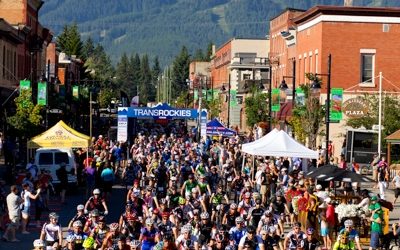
[37,81,47,106]
[230,89,237,107]
[295,87,305,106]
[194,89,198,100]
[330,88,343,121]
[20,80,31,92]
[81,87,89,98]
[271,89,281,111]
[73,85,79,100]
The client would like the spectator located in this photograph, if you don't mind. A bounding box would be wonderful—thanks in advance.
[3,185,22,242]
[56,162,68,204]
[21,183,41,234]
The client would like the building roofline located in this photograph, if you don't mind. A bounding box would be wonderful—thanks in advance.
[215,37,269,52]
[294,5,400,24]
[270,7,306,21]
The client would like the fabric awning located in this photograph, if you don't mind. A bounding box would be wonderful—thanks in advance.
[27,120,90,148]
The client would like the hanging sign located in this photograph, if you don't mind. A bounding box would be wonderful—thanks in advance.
[117,111,128,142]
[37,81,47,105]
[230,90,238,107]
[200,109,208,138]
[72,85,79,100]
[342,97,369,118]
[295,87,305,106]
[330,88,343,121]
[271,88,281,111]
[20,80,31,92]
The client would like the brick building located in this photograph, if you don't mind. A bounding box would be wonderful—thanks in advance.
[270,5,400,156]
[210,38,270,132]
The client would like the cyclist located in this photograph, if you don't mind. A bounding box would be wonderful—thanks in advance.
[68,204,88,230]
[333,232,355,250]
[238,225,264,250]
[139,218,160,250]
[223,203,240,228]
[89,216,109,249]
[65,220,88,250]
[247,197,264,227]
[302,227,321,250]
[83,209,100,234]
[198,212,215,245]
[181,174,198,197]
[284,222,306,250]
[101,222,121,249]
[229,217,247,247]
[209,184,229,222]
[158,211,178,240]
[84,189,109,215]
[196,174,211,198]
[337,219,362,250]
[176,224,199,250]
[40,212,62,250]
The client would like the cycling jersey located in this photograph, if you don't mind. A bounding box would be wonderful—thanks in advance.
[42,222,61,243]
[212,192,226,204]
[238,235,263,250]
[229,227,247,246]
[286,231,307,250]
[67,231,87,250]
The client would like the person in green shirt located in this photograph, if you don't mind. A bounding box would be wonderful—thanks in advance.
[333,232,355,250]
[369,196,382,250]
[181,174,198,197]
[196,174,211,197]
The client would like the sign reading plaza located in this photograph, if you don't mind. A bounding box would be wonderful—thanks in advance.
[118,103,198,119]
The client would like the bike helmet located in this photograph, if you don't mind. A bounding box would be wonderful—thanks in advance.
[162,211,170,218]
[344,219,354,227]
[76,204,84,211]
[109,222,119,231]
[130,240,141,247]
[306,227,314,235]
[182,224,192,233]
[200,212,209,219]
[93,188,101,195]
[66,234,76,243]
[145,218,154,226]
[49,212,59,219]
[178,197,186,205]
[235,216,244,223]
[230,203,237,210]
[82,237,95,248]
[91,209,100,217]
[73,220,83,228]
[33,239,45,247]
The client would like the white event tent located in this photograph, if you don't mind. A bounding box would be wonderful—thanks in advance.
[241,129,319,159]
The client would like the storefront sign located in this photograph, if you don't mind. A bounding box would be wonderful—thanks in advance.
[342,97,369,118]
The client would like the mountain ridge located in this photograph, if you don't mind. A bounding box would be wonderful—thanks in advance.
[39,0,400,66]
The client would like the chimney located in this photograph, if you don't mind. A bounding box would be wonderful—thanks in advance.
[344,0,353,6]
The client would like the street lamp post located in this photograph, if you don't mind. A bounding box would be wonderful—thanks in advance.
[279,60,296,136]
[312,54,332,162]
[268,66,272,132]
[221,73,231,128]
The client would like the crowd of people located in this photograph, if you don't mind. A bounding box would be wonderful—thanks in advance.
[0,122,394,250]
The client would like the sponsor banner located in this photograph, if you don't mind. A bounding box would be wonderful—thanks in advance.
[72,85,79,100]
[117,115,128,142]
[20,80,31,92]
[118,103,198,119]
[200,109,208,138]
[271,88,281,111]
[37,81,47,106]
[295,88,305,106]
[330,88,343,121]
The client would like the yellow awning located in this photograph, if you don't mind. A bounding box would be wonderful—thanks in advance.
[27,120,91,149]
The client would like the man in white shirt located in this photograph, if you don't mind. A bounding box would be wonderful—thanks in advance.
[392,170,400,203]
[3,185,22,242]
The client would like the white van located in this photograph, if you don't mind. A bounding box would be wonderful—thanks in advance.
[34,148,77,184]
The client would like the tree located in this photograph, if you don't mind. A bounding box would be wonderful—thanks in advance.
[56,23,83,57]
[84,44,115,87]
[98,88,117,108]
[288,73,325,148]
[244,87,269,128]
[7,90,43,137]
[116,53,133,96]
[205,42,213,62]
[130,53,141,97]
[81,37,95,61]
[139,54,153,103]
[172,46,190,99]
[193,49,205,61]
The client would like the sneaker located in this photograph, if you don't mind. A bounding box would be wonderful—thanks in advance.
[21,231,30,234]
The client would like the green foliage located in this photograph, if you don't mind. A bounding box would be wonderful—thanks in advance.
[172,46,190,99]
[288,73,325,148]
[244,91,269,128]
[7,90,43,136]
[41,0,400,66]
[56,23,83,57]
[84,44,115,87]
[204,98,222,120]
[98,88,117,108]
[139,55,154,103]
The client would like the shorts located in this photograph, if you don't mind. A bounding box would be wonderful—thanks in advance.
[21,205,29,216]
[370,231,380,248]
[395,188,400,198]
[260,185,267,195]
[8,215,20,228]
[320,227,329,237]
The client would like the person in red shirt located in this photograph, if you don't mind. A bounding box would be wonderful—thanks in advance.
[285,184,302,225]
[325,197,336,243]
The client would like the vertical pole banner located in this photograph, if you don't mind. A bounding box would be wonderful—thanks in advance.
[117,108,128,143]
[330,88,343,121]
[20,80,31,92]
[37,81,47,105]
[230,90,237,107]
[72,85,79,100]
[295,87,305,106]
[194,89,199,100]
[271,89,281,111]
[200,109,208,139]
